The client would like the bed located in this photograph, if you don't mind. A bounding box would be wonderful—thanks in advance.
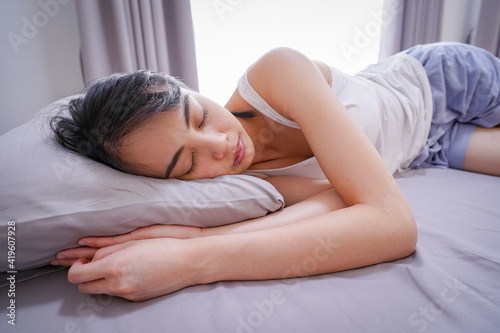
[1,98,499,332]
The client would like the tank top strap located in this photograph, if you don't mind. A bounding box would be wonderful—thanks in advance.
[237,69,300,129]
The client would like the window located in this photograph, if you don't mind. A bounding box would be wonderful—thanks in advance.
[190,0,384,104]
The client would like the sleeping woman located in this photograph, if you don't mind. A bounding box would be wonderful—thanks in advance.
[50,42,500,301]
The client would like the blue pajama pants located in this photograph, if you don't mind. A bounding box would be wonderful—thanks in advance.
[404,42,500,169]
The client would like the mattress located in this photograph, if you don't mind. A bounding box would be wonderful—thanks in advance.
[1,168,499,332]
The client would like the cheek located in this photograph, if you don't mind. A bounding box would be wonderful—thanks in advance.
[195,157,231,179]
[211,106,237,126]
[220,114,241,132]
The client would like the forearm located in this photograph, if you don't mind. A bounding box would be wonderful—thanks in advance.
[195,204,417,285]
[202,188,345,237]
[65,189,344,259]
[61,191,415,301]
[263,176,333,206]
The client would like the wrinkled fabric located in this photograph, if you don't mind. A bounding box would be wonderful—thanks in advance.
[405,42,500,169]
[239,51,433,176]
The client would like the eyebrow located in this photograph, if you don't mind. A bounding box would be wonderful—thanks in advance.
[165,147,184,179]
[183,93,190,128]
[165,94,190,179]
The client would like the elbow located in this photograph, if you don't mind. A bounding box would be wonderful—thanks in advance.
[394,208,418,259]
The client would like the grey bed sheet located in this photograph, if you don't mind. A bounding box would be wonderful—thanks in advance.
[1,168,499,333]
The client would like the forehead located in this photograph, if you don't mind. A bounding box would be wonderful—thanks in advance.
[119,89,193,156]
[133,105,185,136]
[118,103,186,176]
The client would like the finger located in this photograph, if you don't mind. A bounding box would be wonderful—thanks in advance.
[79,225,169,248]
[68,257,114,285]
[77,278,141,300]
[56,247,98,260]
[68,255,134,298]
[128,225,170,239]
[77,278,113,296]
[51,258,79,267]
[133,224,197,239]
[91,241,135,261]
[78,235,127,248]
[78,228,149,247]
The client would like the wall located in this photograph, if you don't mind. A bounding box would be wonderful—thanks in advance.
[0,0,83,135]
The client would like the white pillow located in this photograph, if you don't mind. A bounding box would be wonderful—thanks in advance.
[0,97,284,271]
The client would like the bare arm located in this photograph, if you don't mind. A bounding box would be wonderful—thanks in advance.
[63,48,417,301]
[195,47,416,284]
[53,187,345,267]
[263,176,333,207]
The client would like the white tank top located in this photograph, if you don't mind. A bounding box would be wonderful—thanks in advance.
[239,52,433,178]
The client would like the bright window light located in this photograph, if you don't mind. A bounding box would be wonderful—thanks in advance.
[190,0,384,104]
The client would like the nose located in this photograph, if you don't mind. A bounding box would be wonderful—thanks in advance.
[202,132,229,160]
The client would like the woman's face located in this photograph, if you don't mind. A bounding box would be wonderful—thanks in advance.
[119,89,255,180]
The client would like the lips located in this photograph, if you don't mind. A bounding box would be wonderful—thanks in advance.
[233,137,245,167]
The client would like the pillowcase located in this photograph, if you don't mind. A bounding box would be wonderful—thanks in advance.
[0,96,284,271]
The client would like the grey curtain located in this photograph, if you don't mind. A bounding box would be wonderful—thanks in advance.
[379,0,500,59]
[471,0,500,57]
[76,0,199,91]
[378,0,444,60]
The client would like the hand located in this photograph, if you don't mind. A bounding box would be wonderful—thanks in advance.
[52,247,99,267]
[79,224,203,247]
[67,238,204,301]
[51,224,203,267]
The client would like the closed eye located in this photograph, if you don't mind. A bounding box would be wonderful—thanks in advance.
[186,104,206,176]
[199,107,207,128]
[187,152,197,174]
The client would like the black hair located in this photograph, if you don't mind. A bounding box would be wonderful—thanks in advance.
[231,110,256,118]
[50,70,186,174]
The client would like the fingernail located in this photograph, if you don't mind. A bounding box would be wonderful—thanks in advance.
[78,240,86,246]
[57,254,66,259]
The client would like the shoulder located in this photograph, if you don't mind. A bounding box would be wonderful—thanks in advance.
[225,48,331,114]
[251,47,309,70]
[250,47,331,81]
[248,47,327,90]
[248,48,332,117]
